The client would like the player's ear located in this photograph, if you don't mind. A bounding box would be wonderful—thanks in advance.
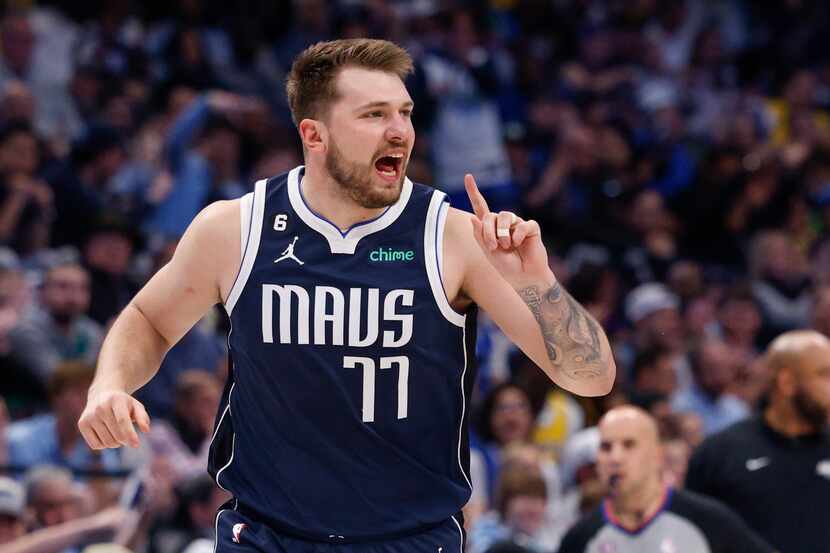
[776,366,796,397]
[299,119,327,153]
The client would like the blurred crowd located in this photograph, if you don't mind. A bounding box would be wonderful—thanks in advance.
[2,0,830,552]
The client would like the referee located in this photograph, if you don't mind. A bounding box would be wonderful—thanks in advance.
[558,406,773,553]
[685,330,830,553]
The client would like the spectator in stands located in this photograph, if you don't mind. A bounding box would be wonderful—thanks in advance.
[23,465,82,529]
[144,91,261,238]
[671,337,750,435]
[558,405,773,553]
[717,284,762,360]
[810,283,830,337]
[417,8,516,212]
[0,249,46,412]
[630,345,679,397]
[658,414,693,488]
[470,383,537,512]
[15,260,103,376]
[468,464,550,553]
[13,465,127,553]
[148,474,229,553]
[0,120,53,256]
[81,217,140,326]
[48,125,127,250]
[146,370,222,483]
[557,427,602,517]
[749,230,812,342]
[6,362,123,475]
[620,189,681,285]
[0,81,35,128]
[686,330,830,553]
[0,476,26,544]
[0,9,77,142]
[618,283,685,375]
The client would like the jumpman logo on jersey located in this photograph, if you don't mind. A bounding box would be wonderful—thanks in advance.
[274,236,304,265]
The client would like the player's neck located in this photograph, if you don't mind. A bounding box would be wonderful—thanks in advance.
[301,166,387,232]
[609,477,666,530]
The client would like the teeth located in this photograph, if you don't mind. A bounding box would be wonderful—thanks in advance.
[378,169,396,176]
[389,153,403,158]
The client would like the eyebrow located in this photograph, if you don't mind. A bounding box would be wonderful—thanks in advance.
[355,100,414,112]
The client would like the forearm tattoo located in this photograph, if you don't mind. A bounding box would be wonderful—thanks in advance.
[519,282,607,380]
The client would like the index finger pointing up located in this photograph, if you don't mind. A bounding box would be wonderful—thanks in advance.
[465,174,490,219]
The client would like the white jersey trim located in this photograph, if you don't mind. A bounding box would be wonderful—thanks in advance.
[437,200,448,277]
[239,191,253,255]
[451,515,464,552]
[225,179,266,315]
[213,508,228,553]
[424,191,465,327]
[214,382,237,491]
[287,165,413,255]
[457,324,473,492]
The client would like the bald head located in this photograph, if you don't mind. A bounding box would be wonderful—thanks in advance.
[599,406,660,447]
[765,330,830,432]
[766,330,830,377]
[597,406,663,500]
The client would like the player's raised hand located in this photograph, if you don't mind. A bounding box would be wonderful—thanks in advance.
[465,174,552,288]
[78,390,151,450]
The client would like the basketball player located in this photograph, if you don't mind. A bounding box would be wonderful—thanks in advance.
[78,39,615,552]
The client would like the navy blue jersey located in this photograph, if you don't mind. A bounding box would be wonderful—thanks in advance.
[208,166,477,542]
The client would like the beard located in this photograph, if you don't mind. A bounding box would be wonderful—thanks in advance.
[51,310,78,326]
[325,137,405,209]
[793,384,830,430]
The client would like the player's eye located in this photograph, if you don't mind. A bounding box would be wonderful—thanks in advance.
[365,111,383,118]
[400,109,412,118]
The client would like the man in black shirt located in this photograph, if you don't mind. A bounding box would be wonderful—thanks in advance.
[686,329,830,553]
[559,406,773,553]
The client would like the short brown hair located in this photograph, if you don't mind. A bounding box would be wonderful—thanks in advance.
[175,370,219,398]
[285,38,413,126]
[48,361,95,398]
[495,465,548,517]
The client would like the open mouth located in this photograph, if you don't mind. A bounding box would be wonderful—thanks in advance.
[374,153,404,181]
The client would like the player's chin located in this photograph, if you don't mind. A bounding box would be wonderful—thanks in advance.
[358,182,401,208]
[372,173,404,197]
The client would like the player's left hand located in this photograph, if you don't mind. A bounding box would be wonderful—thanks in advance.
[465,174,555,289]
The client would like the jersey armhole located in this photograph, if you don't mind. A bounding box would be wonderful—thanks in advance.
[239,192,253,254]
[224,179,266,315]
[424,190,465,327]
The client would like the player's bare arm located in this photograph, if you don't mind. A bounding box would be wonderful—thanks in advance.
[78,200,241,450]
[443,174,615,397]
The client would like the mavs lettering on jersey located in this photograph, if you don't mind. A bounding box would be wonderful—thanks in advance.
[209,166,477,542]
[261,285,413,348]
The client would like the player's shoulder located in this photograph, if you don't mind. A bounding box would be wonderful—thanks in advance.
[698,416,764,453]
[174,199,242,266]
[191,199,241,233]
[668,488,736,521]
[442,205,477,259]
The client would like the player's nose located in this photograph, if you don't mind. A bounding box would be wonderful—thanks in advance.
[385,116,410,143]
